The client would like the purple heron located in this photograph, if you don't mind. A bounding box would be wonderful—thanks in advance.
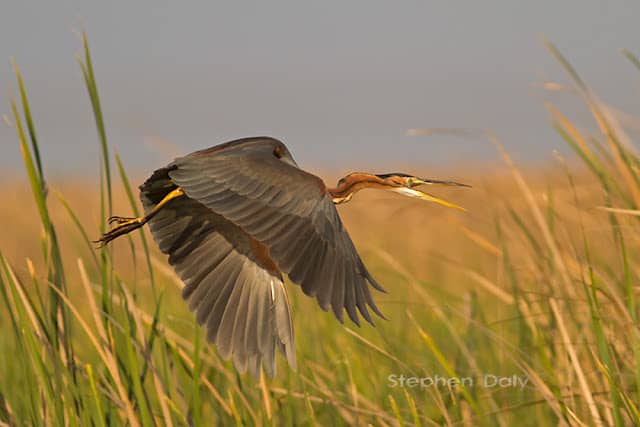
[97,136,468,376]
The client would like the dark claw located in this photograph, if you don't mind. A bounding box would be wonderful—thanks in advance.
[108,215,136,225]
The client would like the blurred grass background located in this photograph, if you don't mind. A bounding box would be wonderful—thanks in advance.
[1,36,640,426]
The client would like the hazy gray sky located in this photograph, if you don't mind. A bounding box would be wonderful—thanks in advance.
[1,1,639,175]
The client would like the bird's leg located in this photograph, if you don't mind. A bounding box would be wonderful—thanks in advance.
[95,187,185,246]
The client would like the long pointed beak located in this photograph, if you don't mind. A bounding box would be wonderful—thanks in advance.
[391,187,467,211]
[413,178,471,188]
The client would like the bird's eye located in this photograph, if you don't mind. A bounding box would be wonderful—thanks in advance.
[273,146,284,159]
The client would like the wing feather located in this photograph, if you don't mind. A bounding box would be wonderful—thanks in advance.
[167,138,385,326]
[140,168,295,376]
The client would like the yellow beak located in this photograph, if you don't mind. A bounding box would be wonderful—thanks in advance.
[391,187,467,212]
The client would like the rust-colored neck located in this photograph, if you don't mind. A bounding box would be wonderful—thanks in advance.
[328,173,391,204]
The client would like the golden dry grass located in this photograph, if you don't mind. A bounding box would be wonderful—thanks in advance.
[0,162,632,426]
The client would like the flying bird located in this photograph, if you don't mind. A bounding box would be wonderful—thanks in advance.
[97,136,468,376]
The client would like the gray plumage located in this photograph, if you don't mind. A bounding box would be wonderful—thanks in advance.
[139,136,385,376]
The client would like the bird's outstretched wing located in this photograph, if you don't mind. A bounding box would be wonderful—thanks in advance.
[141,166,295,377]
[168,137,385,326]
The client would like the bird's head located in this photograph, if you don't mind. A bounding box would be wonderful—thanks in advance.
[374,173,470,211]
[375,173,469,188]
[332,172,470,210]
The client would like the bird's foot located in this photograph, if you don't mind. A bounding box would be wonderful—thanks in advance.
[95,217,144,247]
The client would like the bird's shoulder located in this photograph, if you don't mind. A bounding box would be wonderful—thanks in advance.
[172,137,328,200]
[186,136,286,159]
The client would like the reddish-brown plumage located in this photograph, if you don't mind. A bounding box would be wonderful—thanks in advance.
[248,236,281,277]
[327,173,391,199]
